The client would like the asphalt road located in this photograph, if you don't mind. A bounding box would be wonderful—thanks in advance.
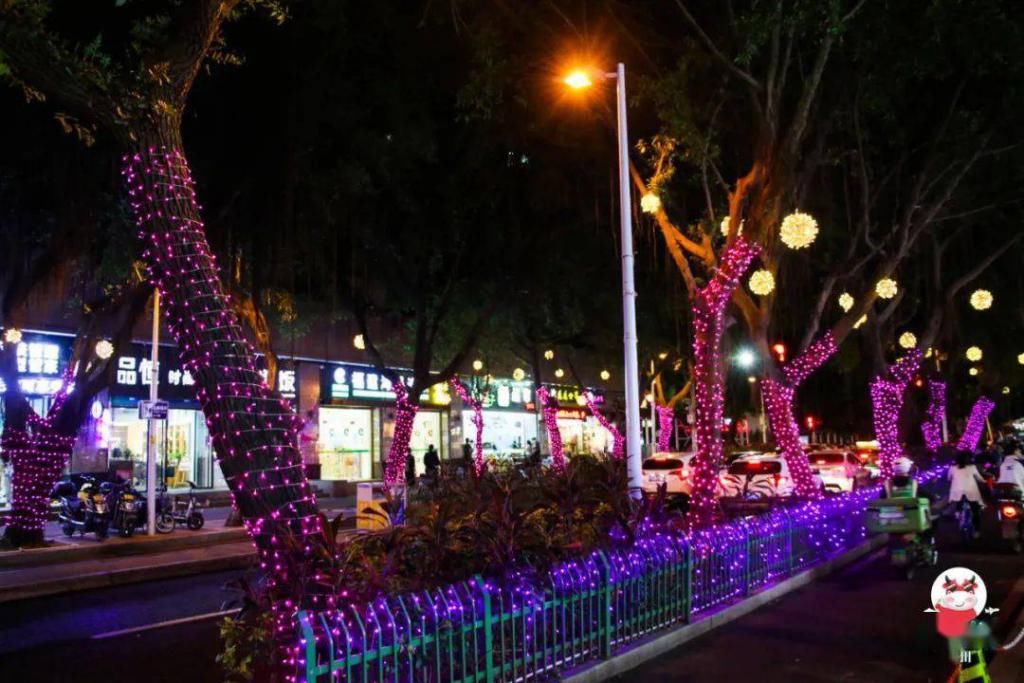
[0,513,1020,682]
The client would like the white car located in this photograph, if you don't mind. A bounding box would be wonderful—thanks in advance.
[718,453,822,499]
[642,453,695,496]
[808,449,870,492]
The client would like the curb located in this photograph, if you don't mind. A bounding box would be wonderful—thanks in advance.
[0,544,257,603]
[563,535,887,683]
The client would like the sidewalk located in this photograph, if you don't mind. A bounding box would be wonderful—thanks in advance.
[0,497,355,602]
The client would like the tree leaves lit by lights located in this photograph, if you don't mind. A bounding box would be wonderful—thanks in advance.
[966,346,983,362]
[969,289,993,310]
[748,269,775,296]
[898,332,916,349]
[779,211,818,249]
[838,292,854,312]
[875,278,898,299]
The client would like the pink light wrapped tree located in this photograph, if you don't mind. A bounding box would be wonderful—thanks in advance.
[537,386,565,472]
[656,405,674,453]
[763,332,838,498]
[920,380,947,451]
[382,381,419,486]
[585,391,624,460]
[956,396,995,452]
[870,349,923,479]
[688,237,760,525]
[449,378,486,476]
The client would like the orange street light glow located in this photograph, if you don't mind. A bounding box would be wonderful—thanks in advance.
[564,70,594,89]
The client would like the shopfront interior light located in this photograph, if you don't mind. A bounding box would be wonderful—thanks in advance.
[94,339,114,360]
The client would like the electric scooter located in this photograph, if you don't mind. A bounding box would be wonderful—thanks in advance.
[993,483,1023,553]
[57,481,111,540]
[867,475,937,579]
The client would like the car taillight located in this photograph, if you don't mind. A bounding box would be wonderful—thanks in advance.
[773,473,781,487]
[1002,505,1019,519]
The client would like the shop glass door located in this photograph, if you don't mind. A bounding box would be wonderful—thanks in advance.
[318,407,374,480]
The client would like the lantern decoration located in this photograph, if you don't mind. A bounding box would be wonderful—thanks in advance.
[957,397,996,452]
[544,349,554,360]
[875,278,898,299]
[95,339,114,360]
[656,405,674,453]
[748,269,775,296]
[920,380,947,451]
[3,328,22,345]
[898,332,917,350]
[640,192,661,214]
[838,292,854,312]
[449,378,486,476]
[853,314,868,330]
[600,369,611,381]
[512,368,525,381]
[969,289,993,311]
[471,359,484,372]
[536,386,565,472]
[968,367,979,377]
[554,368,565,379]
[688,237,761,524]
[779,211,818,249]
[720,216,743,237]
[965,346,983,362]
[870,349,923,479]
[584,391,624,459]
[353,334,365,350]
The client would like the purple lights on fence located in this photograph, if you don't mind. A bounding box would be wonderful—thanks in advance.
[585,391,625,459]
[921,380,947,451]
[956,396,995,452]
[449,378,486,476]
[537,386,565,472]
[869,349,923,479]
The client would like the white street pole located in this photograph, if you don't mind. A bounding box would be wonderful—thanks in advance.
[613,63,643,498]
[146,289,160,535]
[650,360,656,454]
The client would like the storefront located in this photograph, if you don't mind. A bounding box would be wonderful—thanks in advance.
[319,363,451,480]
[542,384,613,458]
[460,378,537,460]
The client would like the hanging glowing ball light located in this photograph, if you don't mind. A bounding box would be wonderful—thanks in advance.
[969,367,979,377]
[779,211,818,249]
[1019,352,1024,366]
[969,289,993,311]
[898,332,917,350]
[838,292,854,312]
[720,216,744,237]
[966,346,983,362]
[853,314,868,330]
[748,269,775,296]
[512,368,525,381]
[3,328,23,344]
[640,192,662,214]
[472,359,484,371]
[95,339,114,360]
[544,349,555,360]
[875,277,898,299]
[353,334,365,350]
[600,369,611,381]
[554,368,565,379]
[1003,386,1011,395]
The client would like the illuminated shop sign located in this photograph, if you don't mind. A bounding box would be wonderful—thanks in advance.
[0,335,71,396]
[322,364,450,406]
[475,379,533,411]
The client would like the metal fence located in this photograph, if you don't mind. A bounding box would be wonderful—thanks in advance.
[294,487,881,682]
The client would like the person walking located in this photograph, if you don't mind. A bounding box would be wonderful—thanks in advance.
[424,444,440,477]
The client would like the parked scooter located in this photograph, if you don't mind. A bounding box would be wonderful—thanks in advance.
[101,481,144,538]
[57,480,111,540]
[993,483,1023,553]
[157,481,205,532]
[867,474,937,579]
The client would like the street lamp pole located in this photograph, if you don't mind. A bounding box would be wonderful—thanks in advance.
[146,289,160,535]
[613,62,643,497]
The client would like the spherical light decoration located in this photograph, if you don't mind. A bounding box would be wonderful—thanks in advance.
[719,216,744,237]
[512,368,525,381]
[875,277,898,300]
[1019,352,1024,366]
[472,359,484,372]
[1003,386,1011,395]
[838,292,854,312]
[575,393,588,407]
[600,369,611,381]
[853,314,868,330]
[779,211,819,249]
[640,192,662,214]
[965,346,983,362]
[554,368,565,379]
[353,334,365,350]
[969,367,979,377]
[898,332,917,350]
[544,349,554,360]
[3,328,22,345]
[94,339,114,360]
[748,269,775,296]
[969,289,993,311]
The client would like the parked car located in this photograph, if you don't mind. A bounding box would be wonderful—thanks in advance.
[642,453,695,497]
[718,453,823,499]
[807,449,871,492]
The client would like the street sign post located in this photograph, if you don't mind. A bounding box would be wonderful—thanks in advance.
[138,399,169,420]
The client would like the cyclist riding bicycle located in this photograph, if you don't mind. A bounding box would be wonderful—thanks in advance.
[948,451,986,538]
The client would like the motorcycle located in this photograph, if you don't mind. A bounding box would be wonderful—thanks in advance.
[993,483,1023,553]
[57,481,111,540]
[867,475,937,580]
[101,482,144,538]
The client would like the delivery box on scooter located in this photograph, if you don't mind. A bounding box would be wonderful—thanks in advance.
[866,497,930,534]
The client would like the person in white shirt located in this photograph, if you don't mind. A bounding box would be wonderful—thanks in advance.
[948,451,986,512]
[997,447,1024,490]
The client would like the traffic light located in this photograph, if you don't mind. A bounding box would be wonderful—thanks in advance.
[771,342,787,363]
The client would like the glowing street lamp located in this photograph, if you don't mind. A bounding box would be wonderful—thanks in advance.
[563,61,643,496]
[734,348,757,370]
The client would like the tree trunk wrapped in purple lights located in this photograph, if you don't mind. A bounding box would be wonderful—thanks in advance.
[920,380,947,451]
[688,237,760,525]
[537,386,565,472]
[449,378,485,476]
[383,381,419,486]
[956,396,995,453]
[585,391,624,460]
[763,332,837,498]
[123,142,335,611]
[869,349,923,479]
[656,405,673,453]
